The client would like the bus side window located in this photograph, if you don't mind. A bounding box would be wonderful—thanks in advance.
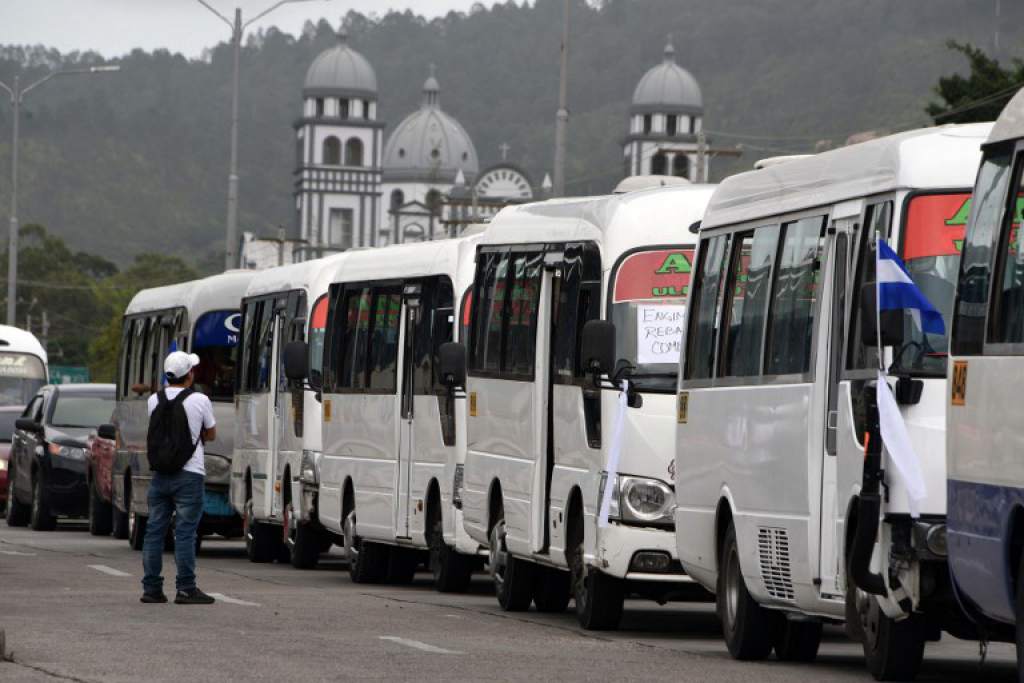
[506,252,543,378]
[470,251,508,375]
[118,318,134,399]
[337,287,372,391]
[719,225,779,378]
[684,235,729,381]
[847,202,893,371]
[764,216,826,377]
[986,152,1024,346]
[367,288,402,393]
[551,243,600,382]
[132,317,150,396]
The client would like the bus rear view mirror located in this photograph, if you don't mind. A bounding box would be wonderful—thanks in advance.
[859,283,904,347]
[283,340,309,381]
[438,342,467,390]
[97,423,117,440]
[581,320,616,376]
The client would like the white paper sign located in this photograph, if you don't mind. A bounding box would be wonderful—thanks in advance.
[636,304,686,365]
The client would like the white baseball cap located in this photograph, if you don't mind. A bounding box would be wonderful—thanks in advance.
[164,351,200,380]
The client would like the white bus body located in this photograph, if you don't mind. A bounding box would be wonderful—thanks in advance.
[458,185,713,629]
[317,234,484,590]
[946,90,1024,655]
[112,269,255,550]
[0,324,48,408]
[230,254,346,568]
[674,124,989,677]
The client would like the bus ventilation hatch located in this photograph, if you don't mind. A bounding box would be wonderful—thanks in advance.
[757,527,795,601]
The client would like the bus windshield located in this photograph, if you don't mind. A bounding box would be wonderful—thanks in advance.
[610,247,694,392]
[892,192,970,377]
[191,310,241,402]
[0,352,46,406]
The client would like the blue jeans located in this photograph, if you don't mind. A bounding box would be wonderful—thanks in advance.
[142,471,204,594]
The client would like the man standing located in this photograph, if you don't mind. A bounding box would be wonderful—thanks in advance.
[140,351,217,605]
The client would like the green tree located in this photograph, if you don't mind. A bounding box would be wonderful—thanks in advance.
[927,41,1024,124]
[87,254,198,382]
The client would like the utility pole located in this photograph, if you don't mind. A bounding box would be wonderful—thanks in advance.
[0,65,119,327]
[552,0,570,197]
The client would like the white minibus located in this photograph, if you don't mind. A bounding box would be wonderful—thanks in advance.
[230,254,345,568]
[946,90,1024,663]
[111,269,255,551]
[674,124,989,679]
[314,233,484,590]
[453,184,713,630]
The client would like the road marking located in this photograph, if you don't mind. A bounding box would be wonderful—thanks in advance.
[0,550,36,556]
[208,593,261,607]
[88,564,131,577]
[378,636,463,655]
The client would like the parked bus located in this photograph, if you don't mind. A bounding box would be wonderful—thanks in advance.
[449,185,713,629]
[308,233,484,590]
[110,270,255,551]
[0,325,49,518]
[947,91,1024,663]
[230,254,345,568]
[674,124,989,679]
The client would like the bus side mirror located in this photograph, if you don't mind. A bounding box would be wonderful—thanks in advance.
[859,283,904,347]
[283,341,309,381]
[97,423,117,440]
[581,320,616,376]
[438,342,467,390]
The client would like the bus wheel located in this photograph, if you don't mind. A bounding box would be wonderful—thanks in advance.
[344,509,389,583]
[771,616,822,662]
[489,518,533,611]
[533,565,571,613]
[244,499,277,563]
[570,541,624,630]
[428,515,472,593]
[857,591,925,681]
[386,547,419,584]
[718,521,772,660]
[285,503,320,570]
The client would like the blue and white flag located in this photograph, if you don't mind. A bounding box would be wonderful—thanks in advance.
[877,239,945,335]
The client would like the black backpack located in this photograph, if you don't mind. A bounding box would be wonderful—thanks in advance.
[146,388,199,475]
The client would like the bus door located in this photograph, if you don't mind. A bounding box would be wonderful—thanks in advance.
[267,300,286,515]
[395,282,421,539]
[817,206,859,598]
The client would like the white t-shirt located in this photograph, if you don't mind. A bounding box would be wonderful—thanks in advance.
[147,386,216,476]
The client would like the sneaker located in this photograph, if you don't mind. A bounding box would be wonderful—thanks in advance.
[174,588,215,605]
[140,591,168,604]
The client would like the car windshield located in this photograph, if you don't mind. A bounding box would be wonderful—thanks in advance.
[49,392,115,428]
[0,352,46,407]
[191,310,241,402]
[609,247,694,392]
[890,193,970,377]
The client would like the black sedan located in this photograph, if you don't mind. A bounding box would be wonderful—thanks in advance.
[6,383,115,531]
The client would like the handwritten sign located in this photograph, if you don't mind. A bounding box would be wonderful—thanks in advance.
[637,304,686,365]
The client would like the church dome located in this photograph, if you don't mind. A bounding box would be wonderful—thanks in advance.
[382,68,479,183]
[304,28,377,97]
[632,39,703,113]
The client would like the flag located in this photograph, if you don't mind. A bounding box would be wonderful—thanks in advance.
[876,371,927,518]
[877,239,945,335]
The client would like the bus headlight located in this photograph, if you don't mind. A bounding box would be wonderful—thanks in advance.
[300,450,318,486]
[620,476,674,524]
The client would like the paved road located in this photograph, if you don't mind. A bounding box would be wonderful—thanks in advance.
[0,521,1015,682]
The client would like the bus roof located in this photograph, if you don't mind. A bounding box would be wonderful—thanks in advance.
[480,184,715,266]
[988,88,1024,146]
[702,123,992,230]
[0,324,46,363]
[244,253,348,300]
[125,269,255,317]
[328,235,478,285]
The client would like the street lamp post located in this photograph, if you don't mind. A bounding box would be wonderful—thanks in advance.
[0,65,120,327]
[195,0,329,271]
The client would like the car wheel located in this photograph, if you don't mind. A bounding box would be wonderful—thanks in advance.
[6,463,29,527]
[344,509,389,583]
[30,472,56,531]
[489,518,533,612]
[128,489,147,552]
[718,521,773,660]
[428,514,473,593]
[88,478,113,536]
[111,479,130,539]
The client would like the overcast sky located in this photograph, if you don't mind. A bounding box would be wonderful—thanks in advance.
[0,0,487,58]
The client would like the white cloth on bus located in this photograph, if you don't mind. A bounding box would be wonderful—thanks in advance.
[598,380,629,528]
[876,371,927,518]
[147,387,216,476]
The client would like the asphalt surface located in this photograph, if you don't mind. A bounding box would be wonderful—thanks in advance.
[0,521,1016,682]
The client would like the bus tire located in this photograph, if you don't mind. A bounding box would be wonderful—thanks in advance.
[286,503,321,570]
[772,616,822,662]
[429,515,472,593]
[386,547,419,584]
[88,478,112,536]
[345,509,389,583]
[718,521,772,660]
[859,595,925,681]
[30,473,56,531]
[244,498,277,563]
[533,565,571,613]
[489,518,533,612]
[570,543,624,630]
